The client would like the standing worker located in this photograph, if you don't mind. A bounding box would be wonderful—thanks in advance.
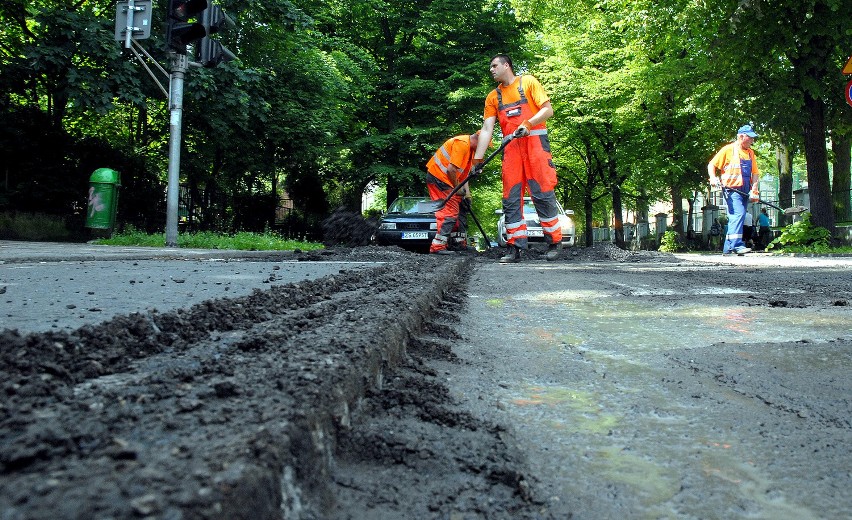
[472,54,562,263]
[426,131,480,254]
[743,209,754,248]
[757,208,772,250]
[707,124,761,255]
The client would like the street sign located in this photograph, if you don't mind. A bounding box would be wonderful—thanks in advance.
[114,0,153,46]
[844,55,852,75]
[846,79,852,108]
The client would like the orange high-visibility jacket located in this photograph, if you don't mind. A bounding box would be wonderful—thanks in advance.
[426,134,474,187]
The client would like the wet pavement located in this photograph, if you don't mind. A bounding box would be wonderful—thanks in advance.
[454,253,852,519]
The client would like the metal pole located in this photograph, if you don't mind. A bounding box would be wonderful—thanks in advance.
[124,0,135,49]
[165,53,188,247]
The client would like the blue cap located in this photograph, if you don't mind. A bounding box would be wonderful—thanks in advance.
[737,124,759,138]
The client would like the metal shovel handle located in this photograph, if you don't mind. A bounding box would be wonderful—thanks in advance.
[721,186,807,216]
[462,197,491,249]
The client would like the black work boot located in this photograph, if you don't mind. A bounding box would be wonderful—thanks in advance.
[545,243,560,261]
[499,244,521,263]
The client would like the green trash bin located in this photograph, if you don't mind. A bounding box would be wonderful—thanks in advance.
[85,168,121,232]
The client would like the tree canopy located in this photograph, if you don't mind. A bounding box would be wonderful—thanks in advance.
[1,0,850,239]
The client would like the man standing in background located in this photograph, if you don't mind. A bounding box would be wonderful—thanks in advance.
[756,208,772,250]
[472,54,562,263]
[707,124,761,255]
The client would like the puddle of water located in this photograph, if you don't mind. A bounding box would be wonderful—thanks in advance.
[510,384,620,435]
[489,288,849,518]
[591,445,678,505]
[554,299,850,352]
[697,448,822,519]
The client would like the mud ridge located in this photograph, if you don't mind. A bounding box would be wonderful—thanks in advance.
[1,254,481,519]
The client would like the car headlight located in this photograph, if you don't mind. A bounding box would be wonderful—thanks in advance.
[379,222,397,230]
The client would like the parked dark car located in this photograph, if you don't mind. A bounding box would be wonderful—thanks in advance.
[373,197,438,251]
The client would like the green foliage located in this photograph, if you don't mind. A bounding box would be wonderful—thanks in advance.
[1,0,849,238]
[766,213,831,253]
[658,230,683,253]
[0,213,72,241]
[95,228,324,251]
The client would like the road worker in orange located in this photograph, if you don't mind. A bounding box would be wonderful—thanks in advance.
[472,54,562,263]
[426,131,480,254]
[707,124,760,255]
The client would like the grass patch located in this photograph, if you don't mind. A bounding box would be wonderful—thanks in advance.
[0,212,72,241]
[94,228,324,251]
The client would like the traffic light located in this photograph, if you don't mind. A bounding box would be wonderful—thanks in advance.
[166,0,207,54]
[197,3,235,67]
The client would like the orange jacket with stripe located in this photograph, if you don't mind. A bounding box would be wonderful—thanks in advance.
[709,142,759,190]
[426,134,474,187]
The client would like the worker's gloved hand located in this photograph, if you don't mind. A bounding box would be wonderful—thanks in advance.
[513,120,532,138]
[471,159,484,178]
[749,189,760,202]
[709,177,722,189]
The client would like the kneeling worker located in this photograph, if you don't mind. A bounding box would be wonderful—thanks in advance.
[426,131,480,254]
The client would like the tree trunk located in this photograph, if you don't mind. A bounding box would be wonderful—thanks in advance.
[776,143,794,226]
[831,133,851,222]
[637,187,649,224]
[584,193,594,247]
[670,183,683,237]
[802,94,835,233]
[611,183,625,249]
[686,193,697,238]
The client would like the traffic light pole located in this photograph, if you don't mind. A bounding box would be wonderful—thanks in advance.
[165,52,188,247]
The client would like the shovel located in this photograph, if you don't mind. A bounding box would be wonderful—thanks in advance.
[436,134,516,209]
[721,186,807,216]
[461,197,492,250]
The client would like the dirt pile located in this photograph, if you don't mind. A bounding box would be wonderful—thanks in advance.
[479,242,674,262]
[321,208,379,247]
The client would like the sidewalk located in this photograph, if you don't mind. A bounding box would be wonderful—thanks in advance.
[0,240,289,264]
[0,241,366,334]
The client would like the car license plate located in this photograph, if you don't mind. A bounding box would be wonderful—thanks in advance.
[402,232,428,239]
[528,229,544,237]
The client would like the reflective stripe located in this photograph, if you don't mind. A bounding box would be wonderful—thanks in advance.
[432,146,452,175]
[508,229,528,239]
[530,129,547,136]
[542,222,560,233]
[726,233,743,240]
[505,219,525,229]
[432,234,448,244]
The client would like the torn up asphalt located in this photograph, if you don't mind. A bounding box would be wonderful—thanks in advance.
[2,243,850,519]
[1,248,543,519]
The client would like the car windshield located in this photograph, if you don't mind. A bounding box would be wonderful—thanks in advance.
[388,197,435,214]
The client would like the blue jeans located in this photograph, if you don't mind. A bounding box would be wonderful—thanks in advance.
[723,190,747,253]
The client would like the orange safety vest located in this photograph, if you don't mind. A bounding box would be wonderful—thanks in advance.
[426,135,473,188]
[714,143,757,189]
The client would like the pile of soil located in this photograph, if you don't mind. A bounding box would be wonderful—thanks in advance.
[321,208,379,247]
[479,241,673,263]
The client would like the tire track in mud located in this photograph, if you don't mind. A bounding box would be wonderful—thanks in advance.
[1,254,539,519]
